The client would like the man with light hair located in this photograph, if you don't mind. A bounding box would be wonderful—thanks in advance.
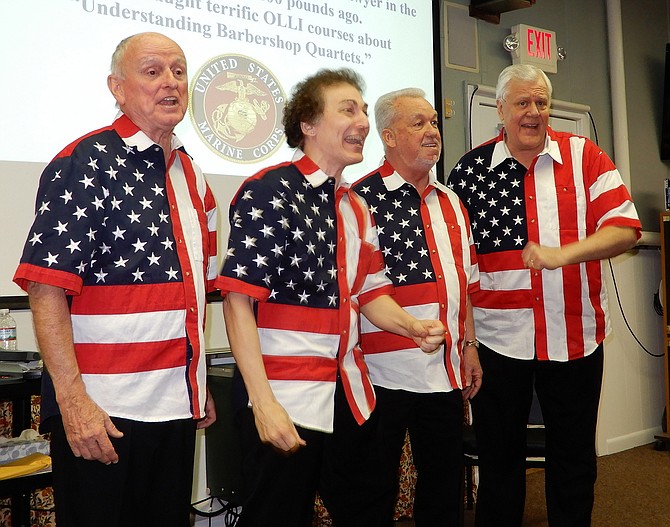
[321,88,482,527]
[448,64,641,527]
[14,33,217,527]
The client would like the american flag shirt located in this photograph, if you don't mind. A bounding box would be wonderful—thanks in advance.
[216,152,392,432]
[447,127,640,361]
[14,113,218,422]
[353,160,479,393]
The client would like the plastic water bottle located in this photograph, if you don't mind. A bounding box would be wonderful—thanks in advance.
[0,309,17,351]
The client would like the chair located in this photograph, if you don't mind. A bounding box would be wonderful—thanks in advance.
[462,390,546,511]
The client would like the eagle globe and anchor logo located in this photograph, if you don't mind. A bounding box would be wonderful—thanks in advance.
[189,55,286,163]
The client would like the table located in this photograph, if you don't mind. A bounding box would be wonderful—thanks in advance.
[0,375,52,527]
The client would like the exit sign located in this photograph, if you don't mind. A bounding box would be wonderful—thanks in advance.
[510,24,558,73]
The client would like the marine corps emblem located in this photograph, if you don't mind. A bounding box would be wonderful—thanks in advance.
[189,55,286,163]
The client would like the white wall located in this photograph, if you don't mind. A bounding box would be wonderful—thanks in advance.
[598,247,667,455]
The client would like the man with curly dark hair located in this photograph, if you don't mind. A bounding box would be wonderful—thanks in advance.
[216,68,446,527]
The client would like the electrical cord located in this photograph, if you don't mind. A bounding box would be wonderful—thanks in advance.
[654,283,664,317]
[587,111,600,147]
[468,84,479,150]
[589,112,663,357]
[608,258,665,358]
[191,495,241,526]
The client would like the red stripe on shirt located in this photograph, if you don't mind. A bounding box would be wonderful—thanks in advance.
[174,151,207,414]
[392,282,441,306]
[256,303,340,334]
[471,288,533,309]
[526,158,546,358]
[69,283,186,314]
[338,344,375,424]
[475,251,524,273]
[263,355,338,382]
[361,330,417,354]
[215,276,270,301]
[14,263,83,295]
[75,337,187,374]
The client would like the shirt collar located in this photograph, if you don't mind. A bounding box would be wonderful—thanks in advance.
[489,126,563,169]
[112,112,184,153]
[378,158,447,194]
[292,149,348,189]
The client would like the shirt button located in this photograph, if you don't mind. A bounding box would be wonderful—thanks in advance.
[425,224,431,229]
[530,219,536,223]
[190,307,195,313]
[529,196,534,200]
[185,271,191,277]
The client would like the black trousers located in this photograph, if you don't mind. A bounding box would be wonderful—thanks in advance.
[236,406,326,527]
[471,344,604,527]
[321,382,464,527]
[49,415,196,527]
[320,381,396,527]
[376,387,464,527]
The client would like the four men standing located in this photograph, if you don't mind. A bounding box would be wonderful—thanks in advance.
[12,27,641,527]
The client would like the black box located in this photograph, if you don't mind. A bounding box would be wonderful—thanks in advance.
[205,365,243,504]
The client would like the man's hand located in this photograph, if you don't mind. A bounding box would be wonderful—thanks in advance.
[27,281,123,465]
[522,226,639,271]
[522,241,564,271]
[461,345,483,400]
[197,388,217,430]
[409,319,446,353]
[252,399,307,455]
[60,393,123,465]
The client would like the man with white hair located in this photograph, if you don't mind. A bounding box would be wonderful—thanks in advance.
[448,64,641,527]
[14,33,217,527]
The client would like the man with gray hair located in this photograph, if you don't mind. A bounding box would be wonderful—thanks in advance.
[14,33,217,527]
[321,88,482,526]
[448,64,641,527]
